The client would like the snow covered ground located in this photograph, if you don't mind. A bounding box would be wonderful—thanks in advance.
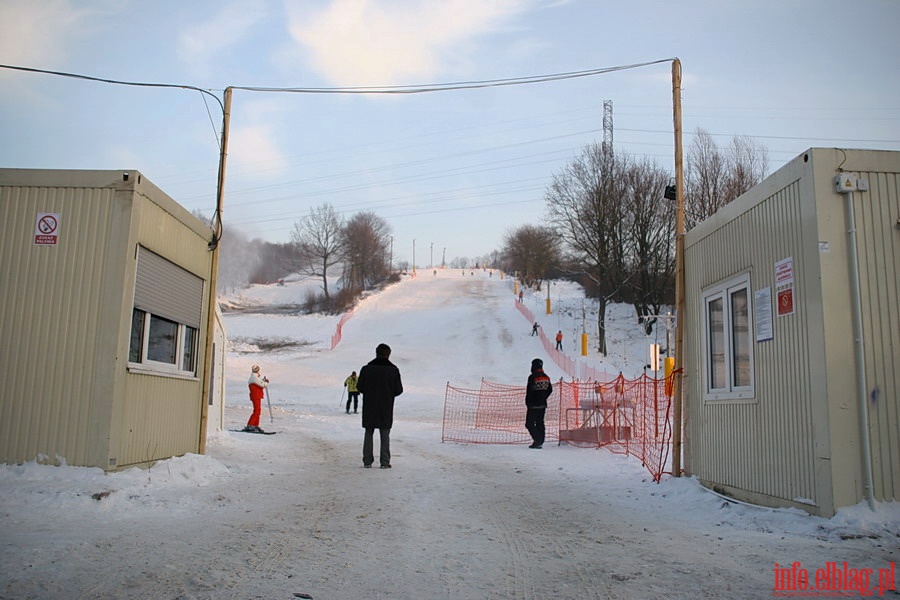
[1,269,897,599]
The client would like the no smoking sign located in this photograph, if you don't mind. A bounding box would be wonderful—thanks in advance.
[34,213,60,246]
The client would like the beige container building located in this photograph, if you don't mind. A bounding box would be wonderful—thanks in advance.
[683,148,899,517]
[0,168,225,470]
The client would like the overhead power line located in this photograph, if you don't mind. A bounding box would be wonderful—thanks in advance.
[230,60,675,94]
[2,59,674,101]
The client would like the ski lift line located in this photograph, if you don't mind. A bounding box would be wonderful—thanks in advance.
[245,190,547,229]
[222,173,552,217]
[125,108,603,191]
[224,127,600,189]
[184,176,552,218]
[178,109,605,189]
[173,132,591,203]
[241,177,550,213]
[220,156,565,210]
[171,125,891,206]
[237,183,549,227]
[229,176,551,220]
[160,106,614,188]
[171,126,895,204]
[176,131,853,210]
[226,128,603,192]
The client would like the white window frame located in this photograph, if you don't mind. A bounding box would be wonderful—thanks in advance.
[701,272,755,401]
[128,308,199,379]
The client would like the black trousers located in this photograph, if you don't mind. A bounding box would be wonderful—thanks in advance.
[346,392,359,412]
[363,427,391,467]
[525,407,546,445]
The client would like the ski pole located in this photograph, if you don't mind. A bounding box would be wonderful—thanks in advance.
[265,387,274,423]
[339,386,346,409]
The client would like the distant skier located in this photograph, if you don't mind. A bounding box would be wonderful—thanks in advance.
[525,358,553,449]
[531,321,539,336]
[555,330,563,350]
[344,370,360,414]
[244,365,269,433]
[356,343,403,469]
[518,290,524,303]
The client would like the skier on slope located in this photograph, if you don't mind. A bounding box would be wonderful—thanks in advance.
[344,370,360,414]
[244,364,269,433]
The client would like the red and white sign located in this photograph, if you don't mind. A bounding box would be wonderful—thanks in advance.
[34,213,60,246]
[777,287,795,317]
[775,257,794,287]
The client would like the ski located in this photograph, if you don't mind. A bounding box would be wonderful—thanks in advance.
[230,429,277,435]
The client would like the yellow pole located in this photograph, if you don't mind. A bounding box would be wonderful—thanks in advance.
[664,357,675,396]
[672,59,685,477]
[581,332,588,356]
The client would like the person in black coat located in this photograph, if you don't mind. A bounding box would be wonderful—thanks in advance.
[356,343,404,468]
[525,358,553,449]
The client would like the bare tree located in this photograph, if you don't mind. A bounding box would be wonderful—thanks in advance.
[546,144,629,355]
[289,203,345,300]
[622,157,675,334]
[341,212,391,292]
[684,129,727,229]
[685,128,769,229]
[723,134,769,202]
[502,225,560,290]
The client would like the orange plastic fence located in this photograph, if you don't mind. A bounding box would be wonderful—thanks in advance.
[330,311,353,350]
[442,373,674,482]
[514,300,617,382]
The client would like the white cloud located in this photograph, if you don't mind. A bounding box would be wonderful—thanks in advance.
[231,124,289,173]
[0,0,94,71]
[284,0,530,86]
[177,0,269,76]
[228,98,291,177]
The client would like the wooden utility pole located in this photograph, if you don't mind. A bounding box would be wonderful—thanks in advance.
[671,60,685,477]
[199,86,232,454]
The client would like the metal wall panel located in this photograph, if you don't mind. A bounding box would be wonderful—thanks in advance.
[685,149,900,515]
[852,170,899,502]
[1,169,215,470]
[685,175,820,508]
[109,190,213,468]
[0,183,122,467]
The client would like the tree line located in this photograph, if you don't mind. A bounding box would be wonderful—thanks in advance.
[213,206,397,313]
[501,127,768,353]
[212,126,768,349]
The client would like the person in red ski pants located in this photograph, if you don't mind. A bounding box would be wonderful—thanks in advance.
[244,364,269,433]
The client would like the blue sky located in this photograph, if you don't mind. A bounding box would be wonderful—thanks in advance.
[2,0,898,265]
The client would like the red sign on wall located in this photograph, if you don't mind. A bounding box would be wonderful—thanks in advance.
[777,287,794,317]
[34,213,60,246]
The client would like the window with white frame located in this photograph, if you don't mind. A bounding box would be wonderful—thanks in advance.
[128,247,203,377]
[702,272,754,400]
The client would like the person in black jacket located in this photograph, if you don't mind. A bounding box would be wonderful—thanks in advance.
[524,358,553,449]
[356,343,404,468]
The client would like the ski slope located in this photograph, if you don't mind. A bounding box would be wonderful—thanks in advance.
[1,269,897,599]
